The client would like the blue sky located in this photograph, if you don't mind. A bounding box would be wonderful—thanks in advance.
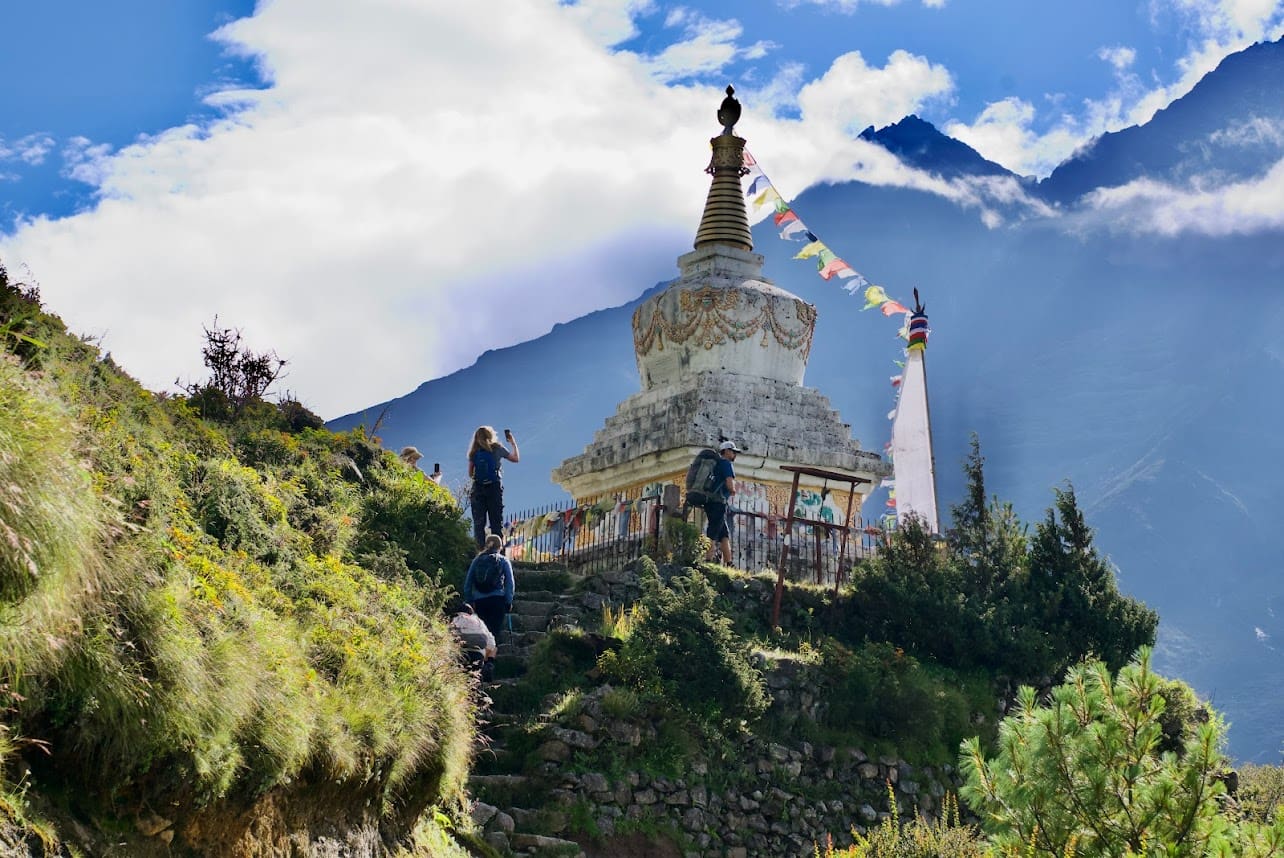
[0,0,1281,416]
[0,1,260,222]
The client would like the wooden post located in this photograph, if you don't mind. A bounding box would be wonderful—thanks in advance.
[837,485,857,596]
[771,470,802,629]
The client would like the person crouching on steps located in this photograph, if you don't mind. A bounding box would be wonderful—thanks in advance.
[464,534,515,641]
[467,425,519,548]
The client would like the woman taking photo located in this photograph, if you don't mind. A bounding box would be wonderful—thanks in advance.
[467,425,519,549]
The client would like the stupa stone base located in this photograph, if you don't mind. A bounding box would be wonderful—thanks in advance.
[553,370,889,500]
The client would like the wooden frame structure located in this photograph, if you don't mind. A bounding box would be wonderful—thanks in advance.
[770,465,872,628]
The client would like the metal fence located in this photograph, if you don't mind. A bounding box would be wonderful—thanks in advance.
[502,491,666,573]
[718,509,887,589]
[503,486,889,584]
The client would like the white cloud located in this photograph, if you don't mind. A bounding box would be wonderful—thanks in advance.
[795,50,953,136]
[1209,116,1284,147]
[640,13,745,80]
[563,0,655,47]
[1082,156,1284,235]
[1256,626,1270,642]
[633,9,776,81]
[0,133,56,167]
[777,0,936,11]
[0,1,965,419]
[60,137,116,186]
[1098,45,1138,70]
[945,98,1077,177]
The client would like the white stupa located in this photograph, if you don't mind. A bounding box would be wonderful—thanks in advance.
[553,87,889,513]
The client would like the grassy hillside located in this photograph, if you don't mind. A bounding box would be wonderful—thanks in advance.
[0,266,480,854]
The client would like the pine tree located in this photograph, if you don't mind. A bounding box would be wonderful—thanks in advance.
[961,649,1284,857]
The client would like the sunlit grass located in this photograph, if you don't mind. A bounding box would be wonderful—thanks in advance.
[600,601,645,640]
[0,288,478,827]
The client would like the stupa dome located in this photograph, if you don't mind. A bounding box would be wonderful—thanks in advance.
[632,245,815,389]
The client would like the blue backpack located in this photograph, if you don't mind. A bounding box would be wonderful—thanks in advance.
[472,448,500,484]
[473,553,504,593]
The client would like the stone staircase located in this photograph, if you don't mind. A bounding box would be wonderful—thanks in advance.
[468,571,591,857]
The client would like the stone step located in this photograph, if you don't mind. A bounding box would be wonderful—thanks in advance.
[510,589,564,603]
[507,612,550,634]
[469,773,532,790]
[500,627,546,644]
[511,833,586,858]
[510,599,558,617]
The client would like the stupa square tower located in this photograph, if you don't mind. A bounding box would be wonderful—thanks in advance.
[554,87,888,521]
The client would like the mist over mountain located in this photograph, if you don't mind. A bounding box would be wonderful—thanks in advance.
[331,38,1284,762]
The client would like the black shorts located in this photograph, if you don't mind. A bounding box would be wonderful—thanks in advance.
[704,502,729,541]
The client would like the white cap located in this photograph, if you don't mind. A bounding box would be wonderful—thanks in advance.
[719,441,742,453]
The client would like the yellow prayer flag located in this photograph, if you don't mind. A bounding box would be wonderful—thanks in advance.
[862,285,890,310]
[752,187,781,209]
[794,241,825,260]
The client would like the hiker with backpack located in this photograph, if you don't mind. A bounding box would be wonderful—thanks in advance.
[467,425,520,549]
[463,534,515,640]
[684,440,741,566]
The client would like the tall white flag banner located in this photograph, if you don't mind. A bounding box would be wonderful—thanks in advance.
[890,302,939,533]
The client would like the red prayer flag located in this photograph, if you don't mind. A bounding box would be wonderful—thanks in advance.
[819,258,852,280]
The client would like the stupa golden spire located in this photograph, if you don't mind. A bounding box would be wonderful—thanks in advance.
[693,85,753,252]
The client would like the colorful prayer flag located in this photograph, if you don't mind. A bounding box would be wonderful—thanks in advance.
[819,258,852,280]
[752,187,781,208]
[863,285,891,310]
[880,300,909,316]
[780,220,809,240]
[746,174,769,196]
[890,375,902,387]
[774,208,798,227]
[794,241,825,260]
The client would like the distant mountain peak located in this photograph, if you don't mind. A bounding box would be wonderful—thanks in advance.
[859,114,1017,180]
[1037,36,1284,204]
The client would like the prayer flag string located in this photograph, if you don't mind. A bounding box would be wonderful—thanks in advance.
[742,151,932,529]
[743,151,911,327]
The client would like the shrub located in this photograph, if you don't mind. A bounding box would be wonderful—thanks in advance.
[1238,763,1284,825]
[819,642,988,763]
[598,569,768,730]
[660,516,709,568]
[961,648,1284,856]
[819,791,987,857]
[351,448,473,584]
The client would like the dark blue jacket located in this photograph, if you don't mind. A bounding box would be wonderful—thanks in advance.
[464,551,515,604]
